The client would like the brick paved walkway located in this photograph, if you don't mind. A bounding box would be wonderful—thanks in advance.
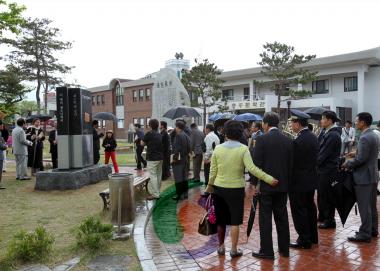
[146,183,380,271]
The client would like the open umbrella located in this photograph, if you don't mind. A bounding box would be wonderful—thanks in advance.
[331,170,356,226]
[208,113,223,122]
[163,106,201,120]
[93,112,118,122]
[214,113,236,127]
[303,107,328,120]
[247,182,260,238]
[233,113,263,122]
[26,114,52,123]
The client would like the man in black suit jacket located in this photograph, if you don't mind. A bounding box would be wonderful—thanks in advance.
[288,111,319,249]
[252,112,293,260]
[48,122,58,169]
[317,111,342,229]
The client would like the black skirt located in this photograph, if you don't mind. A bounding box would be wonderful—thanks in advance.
[213,186,245,226]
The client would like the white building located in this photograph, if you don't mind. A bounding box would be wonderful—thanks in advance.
[207,47,380,123]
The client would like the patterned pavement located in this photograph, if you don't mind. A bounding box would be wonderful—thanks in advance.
[146,183,380,271]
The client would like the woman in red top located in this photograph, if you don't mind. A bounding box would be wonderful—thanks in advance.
[102,130,119,173]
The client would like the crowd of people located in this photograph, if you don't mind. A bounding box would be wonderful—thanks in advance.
[1,111,379,262]
[127,110,380,260]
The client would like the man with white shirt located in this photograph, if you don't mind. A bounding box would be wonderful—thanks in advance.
[203,124,220,189]
[341,120,355,155]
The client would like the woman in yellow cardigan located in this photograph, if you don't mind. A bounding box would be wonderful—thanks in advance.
[205,120,278,258]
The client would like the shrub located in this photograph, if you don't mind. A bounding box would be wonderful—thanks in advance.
[75,217,113,252]
[7,226,55,262]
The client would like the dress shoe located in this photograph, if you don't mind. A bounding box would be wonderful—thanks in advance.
[252,250,274,260]
[372,232,378,238]
[348,235,371,243]
[290,242,311,249]
[318,222,336,229]
[230,249,243,258]
[20,177,31,180]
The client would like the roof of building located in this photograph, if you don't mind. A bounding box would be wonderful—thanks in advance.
[87,85,109,93]
[220,46,380,80]
[120,78,155,88]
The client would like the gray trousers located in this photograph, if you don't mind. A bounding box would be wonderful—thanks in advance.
[15,154,28,179]
[192,153,203,180]
[354,183,378,238]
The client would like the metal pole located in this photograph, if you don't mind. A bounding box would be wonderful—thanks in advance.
[118,186,122,235]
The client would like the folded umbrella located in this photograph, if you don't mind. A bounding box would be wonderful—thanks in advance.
[331,170,356,226]
[163,106,201,119]
[247,182,261,238]
[93,112,118,122]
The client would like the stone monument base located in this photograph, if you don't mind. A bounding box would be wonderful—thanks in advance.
[35,165,112,191]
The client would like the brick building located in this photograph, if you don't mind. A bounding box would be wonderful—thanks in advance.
[89,78,154,139]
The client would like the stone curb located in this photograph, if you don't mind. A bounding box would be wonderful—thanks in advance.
[133,200,157,271]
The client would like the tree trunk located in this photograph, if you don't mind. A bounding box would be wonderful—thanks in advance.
[202,97,207,129]
[44,79,48,115]
[36,80,41,114]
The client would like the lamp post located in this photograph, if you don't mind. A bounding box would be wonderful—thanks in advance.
[287,100,291,119]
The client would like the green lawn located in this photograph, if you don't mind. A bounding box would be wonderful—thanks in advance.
[0,165,143,271]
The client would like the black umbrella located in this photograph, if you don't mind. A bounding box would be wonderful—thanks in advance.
[214,113,236,127]
[93,112,118,122]
[303,107,328,120]
[331,170,356,226]
[247,193,260,238]
[247,182,260,238]
[162,106,201,119]
[26,114,52,123]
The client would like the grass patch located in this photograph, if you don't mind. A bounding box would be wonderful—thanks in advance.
[0,166,142,271]
[152,181,203,244]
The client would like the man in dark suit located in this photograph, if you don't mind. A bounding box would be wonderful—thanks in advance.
[288,110,319,249]
[343,112,379,242]
[252,112,293,260]
[317,111,342,229]
[48,121,58,169]
[160,121,171,180]
[92,120,104,165]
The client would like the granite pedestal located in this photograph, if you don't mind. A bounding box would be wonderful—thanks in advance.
[35,165,112,191]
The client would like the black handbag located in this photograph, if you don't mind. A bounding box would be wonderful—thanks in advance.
[198,212,217,236]
[198,195,217,236]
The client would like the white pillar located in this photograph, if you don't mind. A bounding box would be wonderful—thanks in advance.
[357,66,366,113]
[249,81,254,101]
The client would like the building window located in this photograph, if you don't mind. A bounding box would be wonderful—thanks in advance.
[344,76,358,92]
[243,87,250,100]
[145,89,151,101]
[146,117,151,127]
[139,118,145,126]
[139,89,144,101]
[222,89,234,100]
[96,95,100,105]
[117,119,124,129]
[133,118,138,124]
[133,90,137,102]
[92,96,95,106]
[312,79,329,94]
[115,84,124,105]
[101,95,105,104]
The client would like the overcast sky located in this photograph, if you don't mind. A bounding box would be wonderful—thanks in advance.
[6,0,380,99]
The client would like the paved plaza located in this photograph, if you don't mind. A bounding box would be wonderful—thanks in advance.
[145,184,380,271]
